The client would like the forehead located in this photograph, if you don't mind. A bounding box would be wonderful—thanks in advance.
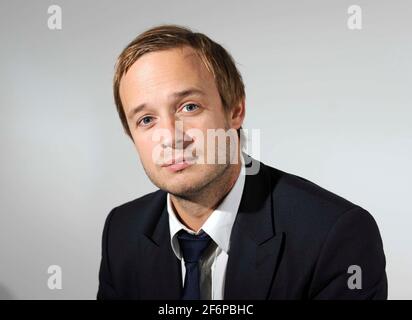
[120,46,214,92]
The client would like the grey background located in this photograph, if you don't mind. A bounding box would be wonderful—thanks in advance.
[1,0,411,299]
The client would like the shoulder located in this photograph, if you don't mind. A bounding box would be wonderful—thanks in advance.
[255,160,386,298]
[103,189,167,235]
[259,160,378,240]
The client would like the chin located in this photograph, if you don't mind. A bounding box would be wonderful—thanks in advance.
[164,179,203,196]
[158,173,211,197]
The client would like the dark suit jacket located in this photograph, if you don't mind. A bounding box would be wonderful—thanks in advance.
[97,156,387,300]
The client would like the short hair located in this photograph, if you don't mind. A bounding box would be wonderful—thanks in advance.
[113,24,246,142]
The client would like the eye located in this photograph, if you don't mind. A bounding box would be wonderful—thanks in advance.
[138,116,154,127]
[181,103,199,113]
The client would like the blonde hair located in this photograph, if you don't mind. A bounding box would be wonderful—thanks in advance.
[113,24,245,140]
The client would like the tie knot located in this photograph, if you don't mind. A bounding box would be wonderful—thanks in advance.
[177,230,212,263]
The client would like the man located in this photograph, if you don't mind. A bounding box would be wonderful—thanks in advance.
[97,24,387,300]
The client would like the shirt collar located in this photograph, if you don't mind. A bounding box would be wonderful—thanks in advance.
[167,157,246,259]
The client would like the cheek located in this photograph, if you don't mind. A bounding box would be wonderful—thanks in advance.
[133,137,154,161]
[208,105,228,125]
[190,111,226,131]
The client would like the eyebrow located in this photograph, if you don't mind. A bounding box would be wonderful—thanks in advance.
[127,88,206,119]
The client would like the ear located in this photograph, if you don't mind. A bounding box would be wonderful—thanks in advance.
[229,97,246,130]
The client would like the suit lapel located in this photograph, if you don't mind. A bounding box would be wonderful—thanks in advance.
[224,159,284,299]
[138,192,182,299]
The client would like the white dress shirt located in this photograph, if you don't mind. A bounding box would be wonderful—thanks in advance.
[167,161,246,300]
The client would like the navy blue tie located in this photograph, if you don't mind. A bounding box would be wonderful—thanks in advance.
[177,229,212,300]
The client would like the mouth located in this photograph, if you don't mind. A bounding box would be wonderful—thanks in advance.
[161,157,197,172]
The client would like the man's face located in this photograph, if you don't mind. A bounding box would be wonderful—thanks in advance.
[119,46,242,197]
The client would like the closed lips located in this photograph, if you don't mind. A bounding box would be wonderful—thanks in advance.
[161,157,196,166]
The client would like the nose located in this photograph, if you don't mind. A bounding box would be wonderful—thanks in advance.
[159,117,193,150]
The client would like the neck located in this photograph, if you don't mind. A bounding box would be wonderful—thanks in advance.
[170,162,241,232]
